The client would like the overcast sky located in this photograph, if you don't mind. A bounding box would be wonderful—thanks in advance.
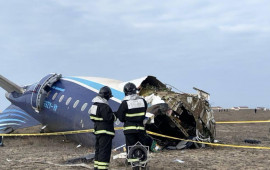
[0,0,270,111]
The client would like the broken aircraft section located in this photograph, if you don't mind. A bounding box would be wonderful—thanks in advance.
[137,76,216,149]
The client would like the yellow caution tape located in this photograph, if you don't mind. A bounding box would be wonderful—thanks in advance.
[1,120,269,136]
[216,120,270,124]
[0,129,94,137]
[0,126,269,150]
[146,130,270,150]
[0,127,124,137]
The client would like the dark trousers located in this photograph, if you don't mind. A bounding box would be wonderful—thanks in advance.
[0,136,3,145]
[125,130,153,152]
[94,134,113,170]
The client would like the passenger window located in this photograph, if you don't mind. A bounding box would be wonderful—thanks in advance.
[52,93,58,100]
[66,97,72,105]
[81,103,88,111]
[73,100,80,108]
[59,95,64,103]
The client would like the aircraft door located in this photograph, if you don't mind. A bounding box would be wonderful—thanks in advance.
[31,73,62,112]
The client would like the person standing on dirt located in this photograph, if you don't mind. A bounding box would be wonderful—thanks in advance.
[89,86,116,170]
[0,136,3,147]
[116,83,156,159]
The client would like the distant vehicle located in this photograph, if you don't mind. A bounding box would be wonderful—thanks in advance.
[0,73,215,149]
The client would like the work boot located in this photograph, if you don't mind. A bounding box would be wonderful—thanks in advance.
[132,166,140,170]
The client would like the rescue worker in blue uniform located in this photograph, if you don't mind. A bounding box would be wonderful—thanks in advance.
[89,86,116,170]
[116,83,153,158]
[0,136,3,146]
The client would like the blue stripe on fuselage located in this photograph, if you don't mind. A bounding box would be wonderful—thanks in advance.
[52,86,65,92]
[65,77,125,101]
[0,119,26,123]
[3,109,32,119]
[0,114,28,120]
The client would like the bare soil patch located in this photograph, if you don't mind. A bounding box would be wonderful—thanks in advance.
[1,109,270,169]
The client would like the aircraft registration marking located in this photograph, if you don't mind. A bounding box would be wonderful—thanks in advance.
[44,100,58,112]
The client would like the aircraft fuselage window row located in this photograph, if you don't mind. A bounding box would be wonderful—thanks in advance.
[50,92,92,113]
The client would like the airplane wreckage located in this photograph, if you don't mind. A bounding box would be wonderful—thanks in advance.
[0,73,216,150]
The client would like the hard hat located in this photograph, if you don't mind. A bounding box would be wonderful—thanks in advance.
[99,86,113,100]
[123,82,137,96]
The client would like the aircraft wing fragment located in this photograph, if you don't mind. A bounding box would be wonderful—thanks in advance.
[0,74,24,93]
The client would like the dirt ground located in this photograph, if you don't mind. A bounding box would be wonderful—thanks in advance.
[1,109,270,170]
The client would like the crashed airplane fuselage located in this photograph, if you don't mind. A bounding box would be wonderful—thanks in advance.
[0,73,215,149]
[139,77,216,148]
